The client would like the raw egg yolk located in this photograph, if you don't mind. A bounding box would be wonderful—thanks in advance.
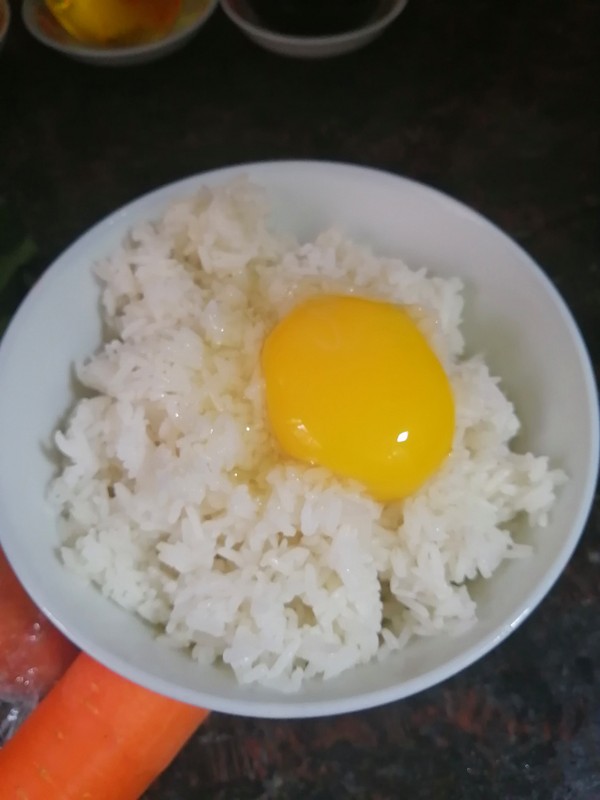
[261,294,455,501]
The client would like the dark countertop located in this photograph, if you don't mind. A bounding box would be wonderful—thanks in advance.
[1,1,599,797]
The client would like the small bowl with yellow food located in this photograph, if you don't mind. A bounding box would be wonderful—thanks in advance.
[22,0,218,66]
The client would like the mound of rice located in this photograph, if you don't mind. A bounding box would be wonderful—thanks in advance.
[49,179,564,691]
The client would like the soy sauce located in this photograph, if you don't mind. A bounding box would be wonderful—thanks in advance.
[250,0,380,36]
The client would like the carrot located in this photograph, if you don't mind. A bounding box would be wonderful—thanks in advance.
[0,549,78,700]
[0,652,210,799]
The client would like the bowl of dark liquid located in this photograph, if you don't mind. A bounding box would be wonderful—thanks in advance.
[221,0,409,58]
[250,0,379,36]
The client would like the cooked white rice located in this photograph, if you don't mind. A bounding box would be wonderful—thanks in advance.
[49,178,565,691]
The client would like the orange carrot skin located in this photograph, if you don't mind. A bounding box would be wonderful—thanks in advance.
[0,549,78,700]
[0,653,210,800]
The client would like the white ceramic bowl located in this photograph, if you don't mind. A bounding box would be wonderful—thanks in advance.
[0,162,597,718]
[221,0,409,58]
[0,0,10,52]
[22,0,218,67]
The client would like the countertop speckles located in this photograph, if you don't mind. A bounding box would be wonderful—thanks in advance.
[1,0,598,797]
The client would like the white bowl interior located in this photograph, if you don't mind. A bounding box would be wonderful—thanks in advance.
[0,162,597,717]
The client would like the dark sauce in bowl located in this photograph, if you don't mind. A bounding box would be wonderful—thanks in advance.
[249,0,381,36]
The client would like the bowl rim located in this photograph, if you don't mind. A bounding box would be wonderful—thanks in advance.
[221,0,409,46]
[22,0,218,62]
[0,0,11,43]
[0,159,598,718]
